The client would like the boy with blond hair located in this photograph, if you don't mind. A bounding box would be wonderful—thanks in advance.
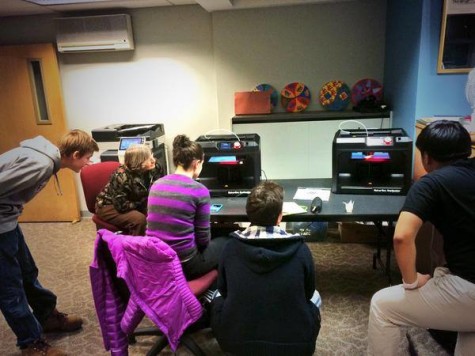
[0,130,98,356]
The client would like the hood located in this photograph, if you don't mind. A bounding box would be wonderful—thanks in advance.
[230,226,304,274]
[20,136,61,173]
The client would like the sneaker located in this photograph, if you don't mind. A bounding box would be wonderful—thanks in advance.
[42,309,83,333]
[21,339,67,356]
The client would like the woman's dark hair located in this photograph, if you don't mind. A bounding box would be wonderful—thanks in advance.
[246,181,284,226]
[172,134,204,169]
[416,120,471,162]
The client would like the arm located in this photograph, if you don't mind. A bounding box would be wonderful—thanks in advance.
[194,193,211,249]
[108,171,139,213]
[394,211,431,288]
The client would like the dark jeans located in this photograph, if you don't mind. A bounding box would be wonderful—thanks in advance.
[0,225,57,348]
[182,236,230,280]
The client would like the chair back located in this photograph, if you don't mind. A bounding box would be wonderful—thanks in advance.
[93,230,216,354]
[80,161,120,214]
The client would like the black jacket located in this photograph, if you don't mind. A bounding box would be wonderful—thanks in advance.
[211,226,320,356]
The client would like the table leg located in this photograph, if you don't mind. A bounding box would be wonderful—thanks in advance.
[372,220,394,284]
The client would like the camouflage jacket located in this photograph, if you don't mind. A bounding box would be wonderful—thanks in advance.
[95,163,164,214]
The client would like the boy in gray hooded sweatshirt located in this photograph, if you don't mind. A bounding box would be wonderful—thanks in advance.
[0,130,98,356]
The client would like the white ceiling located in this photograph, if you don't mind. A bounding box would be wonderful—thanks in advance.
[0,0,356,17]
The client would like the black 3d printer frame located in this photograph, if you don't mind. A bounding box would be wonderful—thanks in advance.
[196,133,261,197]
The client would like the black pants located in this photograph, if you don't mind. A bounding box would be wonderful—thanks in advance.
[182,236,230,280]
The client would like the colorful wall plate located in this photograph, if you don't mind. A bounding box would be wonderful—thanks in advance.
[253,83,278,108]
[319,80,351,111]
[351,78,383,106]
[281,82,311,113]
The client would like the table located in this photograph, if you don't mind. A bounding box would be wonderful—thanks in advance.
[210,178,406,283]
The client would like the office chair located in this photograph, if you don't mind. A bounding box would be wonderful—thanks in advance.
[80,161,121,232]
[91,229,218,356]
[125,269,217,356]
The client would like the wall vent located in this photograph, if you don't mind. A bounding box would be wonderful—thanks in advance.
[55,14,134,53]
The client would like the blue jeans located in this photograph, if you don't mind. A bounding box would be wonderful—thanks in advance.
[0,225,57,348]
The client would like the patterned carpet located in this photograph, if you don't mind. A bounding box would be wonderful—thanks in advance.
[0,220,450,355]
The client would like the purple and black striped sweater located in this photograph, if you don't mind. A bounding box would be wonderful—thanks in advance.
[146,173,211,259]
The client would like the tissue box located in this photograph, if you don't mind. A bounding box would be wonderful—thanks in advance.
[234,91,271,115]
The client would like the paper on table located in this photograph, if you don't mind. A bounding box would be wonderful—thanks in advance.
[293,187,331,201]
[282,202,307,215]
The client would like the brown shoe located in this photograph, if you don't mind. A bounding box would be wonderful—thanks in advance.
[42,309,83,333]
[21,339,67,356]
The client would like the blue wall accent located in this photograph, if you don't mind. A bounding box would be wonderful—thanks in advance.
[415,0,471,120]
[385,0,471,140]
[384,0,423,137]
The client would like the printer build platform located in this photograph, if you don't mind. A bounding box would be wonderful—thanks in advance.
[332,128,413,195]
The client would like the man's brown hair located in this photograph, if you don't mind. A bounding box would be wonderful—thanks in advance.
[246,181,283,226]
[58,129,99,158]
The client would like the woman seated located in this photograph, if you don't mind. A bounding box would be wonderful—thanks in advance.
[146,134,229,280]
[95,144,163,235]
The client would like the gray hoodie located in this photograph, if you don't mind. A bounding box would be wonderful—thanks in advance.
[0,136,61,233]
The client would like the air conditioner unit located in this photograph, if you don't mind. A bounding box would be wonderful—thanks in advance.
[55,14,134,53]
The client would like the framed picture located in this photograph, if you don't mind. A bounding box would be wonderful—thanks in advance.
[437,0,475,74]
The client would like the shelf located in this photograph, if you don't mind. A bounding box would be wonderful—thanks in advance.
[232,110,391,124]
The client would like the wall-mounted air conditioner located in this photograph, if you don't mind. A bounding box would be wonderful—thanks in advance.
[55,14,134,53]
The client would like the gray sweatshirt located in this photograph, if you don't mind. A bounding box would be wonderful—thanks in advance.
[0,136,61,234]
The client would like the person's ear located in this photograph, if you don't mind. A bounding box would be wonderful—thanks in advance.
[277,212,283,225]
[72,151,81,160]
[194,159,203,168]
[422,152,437,172]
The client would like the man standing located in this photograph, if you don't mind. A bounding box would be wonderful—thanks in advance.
[368,120,475,355]
[0,130,99,356]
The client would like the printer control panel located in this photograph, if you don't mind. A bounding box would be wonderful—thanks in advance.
[366,136,394,146]
[217,140,258,150]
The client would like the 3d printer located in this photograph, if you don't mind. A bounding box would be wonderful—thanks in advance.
[332,128,412,195]
[196,133,261,197]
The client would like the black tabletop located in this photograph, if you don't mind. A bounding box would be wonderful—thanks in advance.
[210,178,406,223]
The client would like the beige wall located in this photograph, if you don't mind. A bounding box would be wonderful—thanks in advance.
[213,1,387,129]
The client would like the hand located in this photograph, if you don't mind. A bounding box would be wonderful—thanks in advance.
[416,272,431,288]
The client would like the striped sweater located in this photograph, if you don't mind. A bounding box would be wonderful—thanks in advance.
[146,174,211,259]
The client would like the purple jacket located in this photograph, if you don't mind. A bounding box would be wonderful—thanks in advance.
[90,229,203,355]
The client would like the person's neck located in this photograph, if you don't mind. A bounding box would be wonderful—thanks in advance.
[175,165,194,179]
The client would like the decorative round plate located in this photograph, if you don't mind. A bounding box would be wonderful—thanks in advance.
[319,80,351,111]
[281,82,311,113]
[253,83,279,109]
[351,78,383,105]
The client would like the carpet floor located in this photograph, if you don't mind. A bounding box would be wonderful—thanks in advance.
[0,220,450,355]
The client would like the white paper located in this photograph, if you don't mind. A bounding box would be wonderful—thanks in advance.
[282,202,307,215]
[293,187,331,201]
